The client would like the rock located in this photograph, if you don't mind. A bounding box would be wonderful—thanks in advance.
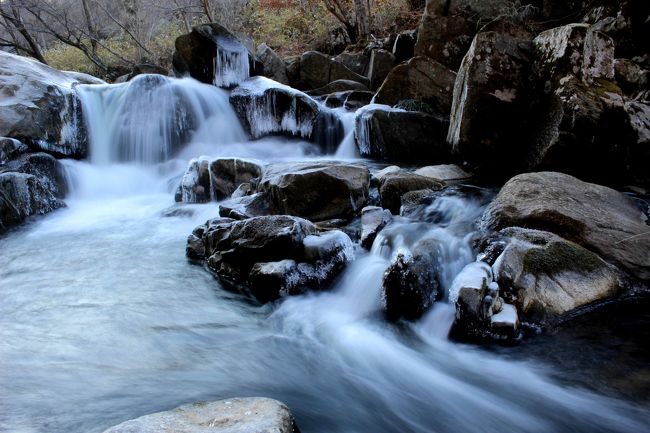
[355,105,450,163]
[230,76,343,150]
[374,57,456,115]
[372,165,401,183]
[210,158,263,201]
[102,397,298,433]
[256,43,289,85]
[382,238,442,320]
[312,25,351,55]
[414,0,476,70]
[258,163,370,221]
[285,55,301,87]
[367,49,395,90]
[0,138,28,165]
[298,51,369,90]
[188,215,353,301]
[172,22,261,88]
[334,52,370,76]
[449,261,498,338]
[124,64,169,81]
[0,51,87,158]
[414,164,472,183]
[178,157,263,204]
[480,172,650,282]
[360,206,392,249]
[533,23,615,85]
[492,227,623,323]
[306,79,369,97]
[615,58,649,95]
[624,100,650,187]
[379,172,444,214]
[490,303,520,340]
[392,30,417,63]
[448,32,533,174]
[219,192,274,220]
[2,152,67,199]
[62,71,106,85]
[323,91,374,110]
[0,172,64,231]
[176,157,211,203]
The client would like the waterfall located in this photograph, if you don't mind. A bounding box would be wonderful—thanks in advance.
[76,74,246,165]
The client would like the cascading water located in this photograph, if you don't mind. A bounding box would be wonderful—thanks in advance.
[76,74,246,165]
[0,74,649,433]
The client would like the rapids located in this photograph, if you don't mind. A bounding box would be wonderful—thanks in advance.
[0,75,648,433]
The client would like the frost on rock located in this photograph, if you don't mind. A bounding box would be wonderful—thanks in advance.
[449,261,493,305]
[213,36,251,88]
[230,76,344,149]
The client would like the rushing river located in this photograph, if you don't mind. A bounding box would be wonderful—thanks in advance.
[1,75,649,433]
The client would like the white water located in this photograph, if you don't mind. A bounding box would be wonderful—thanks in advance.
[1,75,649,433]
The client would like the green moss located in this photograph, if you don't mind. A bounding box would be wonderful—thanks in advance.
[394,99,435,115]
[523,240,604,276]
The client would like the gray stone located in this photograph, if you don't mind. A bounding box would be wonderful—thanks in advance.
[480,172,650,282]
[379,172,444,214]
[414,164,472,183]
[102,397,298,433]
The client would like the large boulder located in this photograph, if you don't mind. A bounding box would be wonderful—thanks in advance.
[479,172,650,282]
[294,51,370,90]
[374,57,456,114]
[382,238,442,320]
[493,228,623,323]
[256,43,289,85]
[102,398,298,433]
[172,23,261,88]
[0,51,87,158]
[258,163,370,221]
[187,215,353,302]
[355,105,450,163]
[230,77,343,151]
[447,32,533,175]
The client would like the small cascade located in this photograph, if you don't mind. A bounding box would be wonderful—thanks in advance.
[76,74,246,165]
[353,104,396,156]
[333,108,359,159]
[213,36,250,88]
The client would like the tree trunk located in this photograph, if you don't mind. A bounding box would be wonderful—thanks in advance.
[81,0,98,53]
